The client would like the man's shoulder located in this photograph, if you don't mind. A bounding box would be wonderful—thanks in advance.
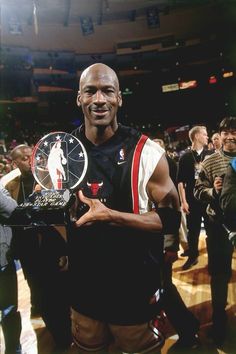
[203,151,220,164]
[71,124,141,141]
[5,175,21,189]
[1,169,21,188]
[179,149,192,160]
[203,148,214,158]
[117,124,142,139]
[71,126,81,139]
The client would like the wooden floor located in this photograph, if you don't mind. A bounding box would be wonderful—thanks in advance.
[1,232,236,354]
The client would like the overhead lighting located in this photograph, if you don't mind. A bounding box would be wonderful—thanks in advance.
[162,83,179,93]
[223,71,233,78]
[122,88,133,95]
[209,76,217,84]
[179,80,197,90]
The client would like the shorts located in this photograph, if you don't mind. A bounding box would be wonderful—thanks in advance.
[71,308,165,353]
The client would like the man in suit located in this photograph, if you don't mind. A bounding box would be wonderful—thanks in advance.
[5,144,41,317]
[5,144,72,352]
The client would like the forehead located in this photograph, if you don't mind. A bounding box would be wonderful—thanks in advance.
[212,133,219,138]
[221,129,236,133]
[80,67,118,89]
[16,148,32,158]
[198,128,207,134]
[22,148,32,154]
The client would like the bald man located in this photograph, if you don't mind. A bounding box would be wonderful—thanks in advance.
[69,63,182,353]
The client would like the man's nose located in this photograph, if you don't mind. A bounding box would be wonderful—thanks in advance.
[227,132,235,139]
[94,90,106,103]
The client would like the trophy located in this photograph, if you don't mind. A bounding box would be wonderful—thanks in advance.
[10,132,88,226]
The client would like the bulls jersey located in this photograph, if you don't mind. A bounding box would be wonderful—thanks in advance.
[69,124,165,324]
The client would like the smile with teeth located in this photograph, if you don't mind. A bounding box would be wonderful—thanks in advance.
[93,110,108,116]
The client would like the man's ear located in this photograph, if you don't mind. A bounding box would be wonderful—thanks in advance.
[76,91,81,107]
[118,91,122,107]
[12,161,18,169]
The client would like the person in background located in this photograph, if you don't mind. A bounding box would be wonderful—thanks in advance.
[37,226,72,353]
[220,157,236,240]
[177,126,210,270]
[208,141,214,151]
[194,116,236,346]
[5,144,72,352]
[69,63,181,353]
[153,139,177,183]
[211,132,222,152]
[153,138,200,350]
[5,144,41,318]
[153,138,188,254]
[0,186,22,354]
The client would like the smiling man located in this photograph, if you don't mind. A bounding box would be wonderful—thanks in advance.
[69,63,181,353]
[194,116,236,346]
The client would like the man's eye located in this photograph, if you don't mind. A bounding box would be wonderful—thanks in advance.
[106,89,115,94]
[84,88,94,94]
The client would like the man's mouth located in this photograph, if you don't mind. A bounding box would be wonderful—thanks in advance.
[226,140,236,144]
[92,109,108,117]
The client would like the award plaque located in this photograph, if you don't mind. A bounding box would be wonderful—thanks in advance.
[9,132,88,226]
[32,131,88,191]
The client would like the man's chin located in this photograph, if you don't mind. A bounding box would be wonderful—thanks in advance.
[93,117,112,127]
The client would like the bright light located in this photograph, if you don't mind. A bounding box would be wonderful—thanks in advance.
[209,76,217,84]
[179,80,197,89]
[223,71,233,78]
[162,83,179,92]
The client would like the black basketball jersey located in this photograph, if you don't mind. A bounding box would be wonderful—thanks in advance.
[69,124,165,324]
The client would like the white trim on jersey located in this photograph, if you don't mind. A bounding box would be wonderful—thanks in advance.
[138,139,164,214]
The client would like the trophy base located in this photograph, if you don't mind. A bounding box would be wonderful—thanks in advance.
[8,189,75,227]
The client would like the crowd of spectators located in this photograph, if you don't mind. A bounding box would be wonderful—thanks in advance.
[0,126,220,181]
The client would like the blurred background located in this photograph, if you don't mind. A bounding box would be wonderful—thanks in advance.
[0,0,236,145]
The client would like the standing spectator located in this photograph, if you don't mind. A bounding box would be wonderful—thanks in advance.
[153,138,188,253]
[5,144,72,351]
[177,126,210,270]
[5,144,41,317]
[69,63,181,353]
[152,138,177,183]
[220,157,236,237]
[211,132,222,152]
[152,138,200,349]
[194,116,236,346]
[0,186,22,354]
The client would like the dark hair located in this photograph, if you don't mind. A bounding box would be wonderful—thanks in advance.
[219,116,236,132]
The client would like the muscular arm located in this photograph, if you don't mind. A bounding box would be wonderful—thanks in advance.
[75,155,180,233]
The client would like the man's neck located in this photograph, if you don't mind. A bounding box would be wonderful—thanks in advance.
[192,142,204,152]
[21,172,33,180]
[85,122,118,145]
[222,149,236,156]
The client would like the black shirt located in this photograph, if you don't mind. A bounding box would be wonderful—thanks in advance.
[177,148,211,203]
